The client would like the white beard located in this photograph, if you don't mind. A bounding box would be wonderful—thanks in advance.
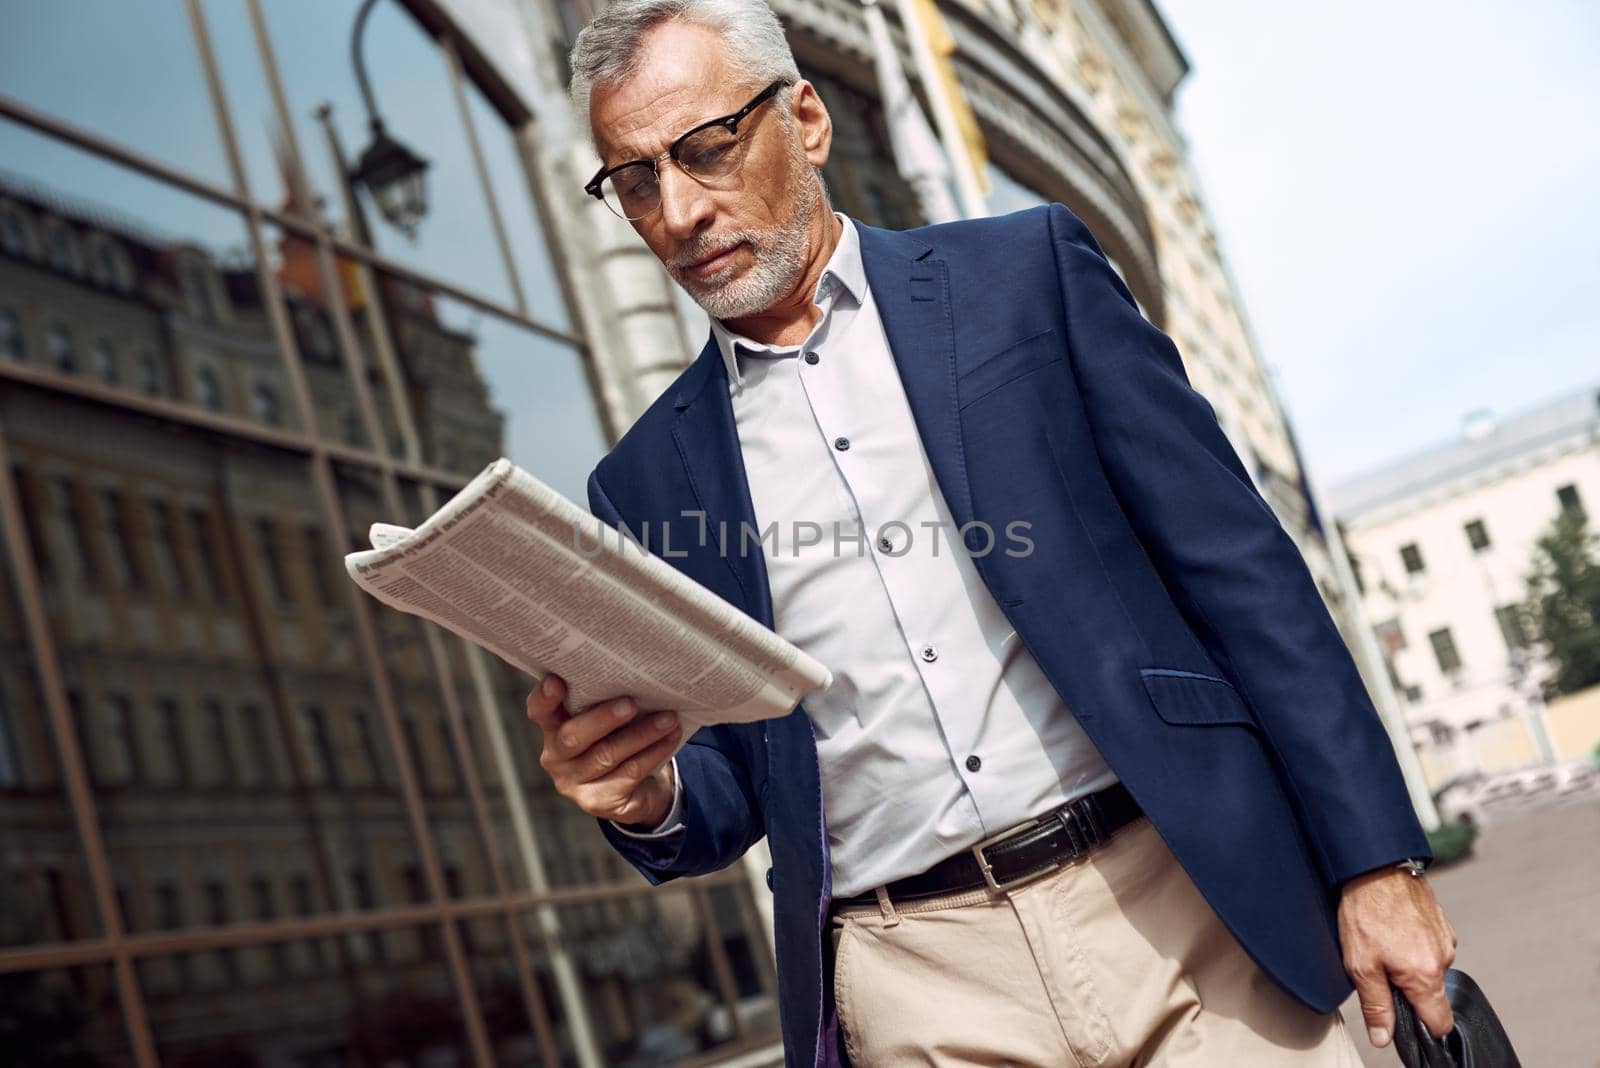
[669,155,824,320]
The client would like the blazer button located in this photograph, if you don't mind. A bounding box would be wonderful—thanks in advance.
[833,436,850,451]
[965,755,982,772]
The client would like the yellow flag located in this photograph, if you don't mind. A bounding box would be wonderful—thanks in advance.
[910,0,991,194]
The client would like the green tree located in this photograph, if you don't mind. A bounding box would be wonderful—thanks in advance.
[1524,509,1600,696]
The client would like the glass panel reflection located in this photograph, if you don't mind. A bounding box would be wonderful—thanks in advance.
[463,82,572,331]
[0,3,231,186]
[376,277,606,502]
[1,390,434,934]
[462,911,559,1067]
[0,474,101,947]
[137,926,469,1067]
[526,892,744,1066]
[335,462,496,900]
[257,0,515,306]
[0,963,129,1066]
[0,119,303,431]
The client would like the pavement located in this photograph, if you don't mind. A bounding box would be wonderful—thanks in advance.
[1340,796,1600,1067]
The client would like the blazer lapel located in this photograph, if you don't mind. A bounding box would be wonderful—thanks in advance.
[857,222,975,530]
[669,336,775,629]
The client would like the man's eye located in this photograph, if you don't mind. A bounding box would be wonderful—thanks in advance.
[687,143,733,169]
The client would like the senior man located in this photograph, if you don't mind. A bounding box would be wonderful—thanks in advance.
[524,1,1457,1064]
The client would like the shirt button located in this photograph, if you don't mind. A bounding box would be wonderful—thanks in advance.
[804,351,820,365]
[833,436,850,451]
[920,645,938,663]
[965,755,982,772]
[878,536,893,552]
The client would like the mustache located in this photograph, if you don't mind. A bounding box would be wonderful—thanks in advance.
[670,231,759,271]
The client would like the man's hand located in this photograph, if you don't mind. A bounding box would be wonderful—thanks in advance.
[526,673,682,830]
[1338,865,1458,1049]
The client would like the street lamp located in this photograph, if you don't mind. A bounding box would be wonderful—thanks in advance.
[350,0,430,239]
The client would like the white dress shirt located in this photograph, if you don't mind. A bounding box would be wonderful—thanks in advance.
[623,213,1116,897]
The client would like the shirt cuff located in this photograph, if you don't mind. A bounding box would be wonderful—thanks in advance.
[608,756,685,839]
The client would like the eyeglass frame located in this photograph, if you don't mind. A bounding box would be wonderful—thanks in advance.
[583,78,794,215]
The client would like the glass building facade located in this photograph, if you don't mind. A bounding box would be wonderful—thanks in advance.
[0,2,780,1065]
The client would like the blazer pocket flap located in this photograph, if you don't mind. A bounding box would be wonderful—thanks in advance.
[1140,669,1256,727]
[957,327,1062,407]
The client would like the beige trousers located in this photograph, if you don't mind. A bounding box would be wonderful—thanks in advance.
[829,817,1362,1067]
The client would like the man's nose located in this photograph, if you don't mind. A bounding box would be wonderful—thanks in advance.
[657,163,715,240]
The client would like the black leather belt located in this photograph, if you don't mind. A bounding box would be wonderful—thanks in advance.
[833,782,1142,908]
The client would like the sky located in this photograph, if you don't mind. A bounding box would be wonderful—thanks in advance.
[1153,0,1600,489]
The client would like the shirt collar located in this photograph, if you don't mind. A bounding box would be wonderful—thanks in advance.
[708,212,865,389]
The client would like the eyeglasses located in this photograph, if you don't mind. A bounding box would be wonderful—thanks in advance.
[584,79,792,221]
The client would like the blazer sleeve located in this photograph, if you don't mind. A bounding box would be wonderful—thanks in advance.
[586,468,766,883]
[1044,202,1429,886]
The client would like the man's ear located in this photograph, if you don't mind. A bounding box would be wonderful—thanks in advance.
[793,79,833,168]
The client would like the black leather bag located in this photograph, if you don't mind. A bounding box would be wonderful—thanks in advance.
[1391,969,1520,1068]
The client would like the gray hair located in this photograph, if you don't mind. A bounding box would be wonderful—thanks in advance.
[568,0,801,138]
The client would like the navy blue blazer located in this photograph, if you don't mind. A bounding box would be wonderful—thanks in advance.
[586,203,1429,1067]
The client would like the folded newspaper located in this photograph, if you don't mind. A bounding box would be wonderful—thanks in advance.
[344,459,832,729]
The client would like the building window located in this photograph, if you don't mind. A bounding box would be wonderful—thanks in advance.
[1403,683,1424,704]
[0,684,20,787]
[0,308,22,360]
[147,499,188,597]
[348,868,385,961]
[0,202,31,255]
[42,218,79,273]
[1463,519,1490,552]
[155,883,183,931]
[1373,618,1407,656]
[242,703,275,787]
[46,323,75,372]
[204,880,240,982]
[1494,605,1531,650]
[250,876,289,977]
[52,478,99,582]
[186,507,229,604]
[301,705,339,786]
[205,699,236,787]
[97,488,146,590]
[1399,542,1425,576]
[195,365,223,411]
[255,517,291,603]
[91,340,118,384]
[1428,627,1462,674]
[250,383,282,426]
[1556,483,1585,520]
[137,351,162,396]
[157,697,190,787]
[351,708,384,786]
[104,693,141,784]
[304,524,338,608]
[179,259,218,322]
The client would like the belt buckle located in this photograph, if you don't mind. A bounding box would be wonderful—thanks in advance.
[970,808,1075,893]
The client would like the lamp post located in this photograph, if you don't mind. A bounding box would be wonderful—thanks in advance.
[348,0,430,239]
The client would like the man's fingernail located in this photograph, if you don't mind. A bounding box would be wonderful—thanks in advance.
[541,676,557,696]
[1369,1027,1389,1047]
[653,713,674,731]
[612,700,633,719]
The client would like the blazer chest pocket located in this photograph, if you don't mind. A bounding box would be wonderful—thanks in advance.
[1139,668,1257,728]
[957,327,1064,409]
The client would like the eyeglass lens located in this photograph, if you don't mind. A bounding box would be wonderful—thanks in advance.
[599,124,745,220]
